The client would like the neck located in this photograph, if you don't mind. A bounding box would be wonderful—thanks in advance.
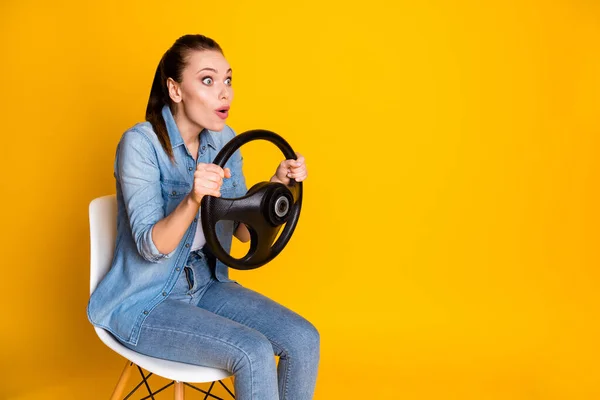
[173,108,202,149]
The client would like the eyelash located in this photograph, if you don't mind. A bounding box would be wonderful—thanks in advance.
[201,76,233,86]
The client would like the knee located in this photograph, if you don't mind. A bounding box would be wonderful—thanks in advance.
[250,332,276,361]
[302,319,320,352]
[236,329,275,369]
[285,317,320,359]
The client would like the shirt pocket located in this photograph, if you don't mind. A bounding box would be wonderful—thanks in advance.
[221,154,243,198]
[161,179,190,214]
[220,177,237,198]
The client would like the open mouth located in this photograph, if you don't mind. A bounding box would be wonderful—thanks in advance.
[216,106,230,119]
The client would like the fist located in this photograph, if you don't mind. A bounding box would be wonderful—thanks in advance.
[274,152,307,185]
[191,163,231,204]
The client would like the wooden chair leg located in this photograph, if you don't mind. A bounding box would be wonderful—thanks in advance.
[174,381,185,400]
[227,376,236,398]
[110,361,134,400]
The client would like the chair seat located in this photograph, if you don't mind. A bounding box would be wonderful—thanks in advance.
[96,327,232,383]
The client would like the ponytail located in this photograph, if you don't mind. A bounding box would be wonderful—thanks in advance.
[145,57,174,161]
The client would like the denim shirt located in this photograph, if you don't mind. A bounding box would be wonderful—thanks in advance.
[87,105,247,346]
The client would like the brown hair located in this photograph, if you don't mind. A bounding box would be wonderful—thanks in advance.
[145,34,223,161]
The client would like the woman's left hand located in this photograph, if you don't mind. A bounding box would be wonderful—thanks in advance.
[271,152,308,185]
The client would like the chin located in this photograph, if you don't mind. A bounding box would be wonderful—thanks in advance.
[204,120,227,132]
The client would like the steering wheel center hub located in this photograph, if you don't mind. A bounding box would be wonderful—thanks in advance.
[275,196,289,217]
[265,185,294,226]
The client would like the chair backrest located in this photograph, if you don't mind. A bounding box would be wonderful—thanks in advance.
[89,194,118,295]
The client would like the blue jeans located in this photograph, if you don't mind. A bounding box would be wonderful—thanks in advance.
[118,250,320,400]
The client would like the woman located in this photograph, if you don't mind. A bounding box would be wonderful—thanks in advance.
[87,34,320,400]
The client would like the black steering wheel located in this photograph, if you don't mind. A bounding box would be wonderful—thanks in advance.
[201,129,303,270]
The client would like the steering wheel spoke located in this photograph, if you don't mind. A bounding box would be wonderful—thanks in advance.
[208,188,264,227]
[242,222,283,264]
[287,181,301,204]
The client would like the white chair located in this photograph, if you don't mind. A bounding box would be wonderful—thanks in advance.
[89,194,235,399]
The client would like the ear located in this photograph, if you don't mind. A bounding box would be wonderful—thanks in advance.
[166,77,182,103]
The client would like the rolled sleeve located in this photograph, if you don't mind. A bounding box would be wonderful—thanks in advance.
[115,129,174,263]
[140,224,174,262]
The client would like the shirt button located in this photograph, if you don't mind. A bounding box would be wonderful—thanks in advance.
[202,146,206,151]
[172,190,177,195]
[143,311,148,315]
[176,267,181,271]
[162,292,167,296]
[185,243,190,248]
[194,218,198,222]
[188,167,193,171]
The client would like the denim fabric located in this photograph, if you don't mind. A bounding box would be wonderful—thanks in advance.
[119,251,320,400]
[87,105,248,346]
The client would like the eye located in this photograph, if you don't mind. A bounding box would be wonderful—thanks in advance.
[202,77,213,85]
[225,77,232,86]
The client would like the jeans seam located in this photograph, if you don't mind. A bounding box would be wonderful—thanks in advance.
[260,336,291,400]
[194,278,217,305]
[281,350,291,400]
[140,325,254,398]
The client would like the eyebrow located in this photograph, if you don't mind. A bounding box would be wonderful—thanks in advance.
[197,67,232,74]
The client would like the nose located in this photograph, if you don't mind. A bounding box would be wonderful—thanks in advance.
[219,84,229,100]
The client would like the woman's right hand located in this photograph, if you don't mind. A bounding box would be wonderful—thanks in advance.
[191,163,231,204]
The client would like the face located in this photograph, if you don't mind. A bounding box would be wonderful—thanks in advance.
[167,50,233,133]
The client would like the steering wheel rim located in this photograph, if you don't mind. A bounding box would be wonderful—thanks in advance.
[201,129,303,270]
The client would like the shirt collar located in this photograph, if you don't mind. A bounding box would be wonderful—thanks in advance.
[161,104,217,150]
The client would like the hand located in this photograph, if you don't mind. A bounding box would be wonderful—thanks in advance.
[272,152,307,185]
[191,163,231,204]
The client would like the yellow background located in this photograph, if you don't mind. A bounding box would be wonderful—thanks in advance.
[1,0,600,398]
